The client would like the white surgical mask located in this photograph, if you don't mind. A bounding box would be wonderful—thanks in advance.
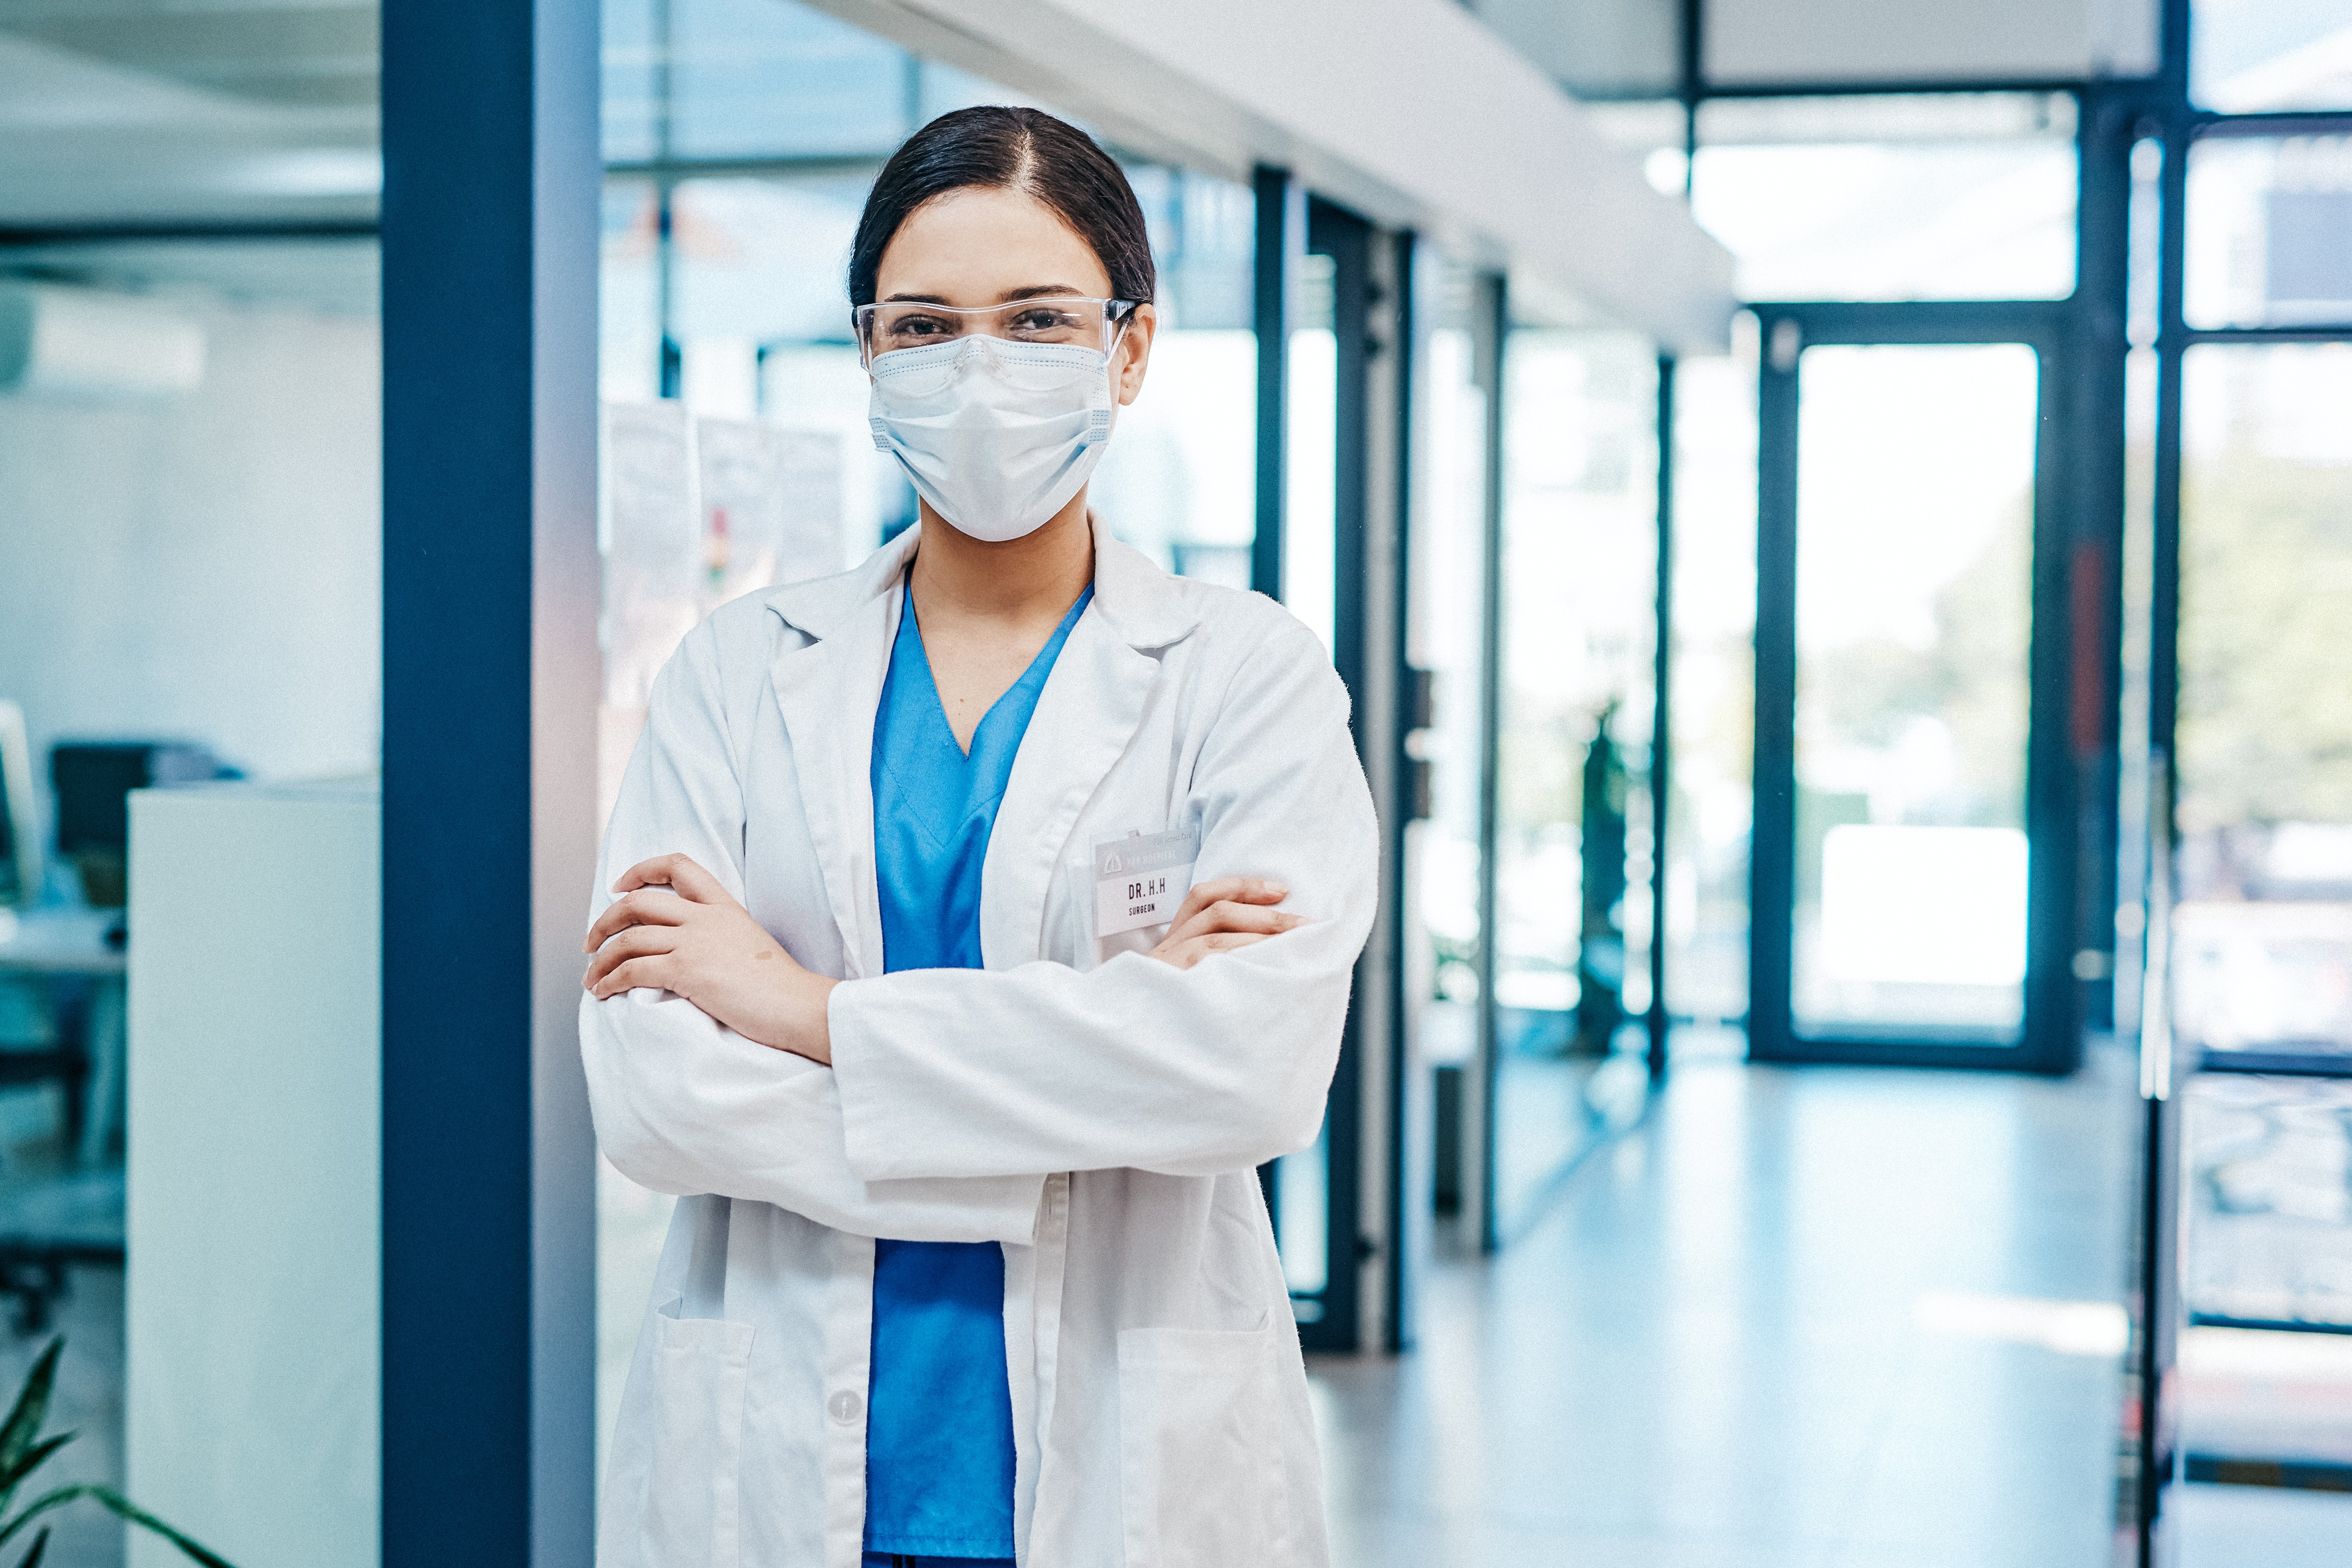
[867,333,1117,543]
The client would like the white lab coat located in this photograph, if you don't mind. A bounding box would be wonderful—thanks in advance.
[582,515,1378,1568]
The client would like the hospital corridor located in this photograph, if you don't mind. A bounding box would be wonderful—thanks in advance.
[3,0,2352,1563]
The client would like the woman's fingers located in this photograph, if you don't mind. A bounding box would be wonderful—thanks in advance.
[1162,876,1289,936]
[587,954,674,999]
[1147,877,1308,966]
[610,855,682,894]
[583,924,679,989]
[611,852,732,905]
[1164,899,1306,949]
[582,888,693,953]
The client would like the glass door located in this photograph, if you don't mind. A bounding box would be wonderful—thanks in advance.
[1751,303,2082,1070]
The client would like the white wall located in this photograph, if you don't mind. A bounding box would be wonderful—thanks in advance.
[0,295,380,851]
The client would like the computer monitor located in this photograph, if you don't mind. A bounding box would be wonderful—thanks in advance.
[0,700,40,910]
[49,741,222,909]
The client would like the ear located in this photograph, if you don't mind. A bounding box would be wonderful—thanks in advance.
[1112,302,1159,407]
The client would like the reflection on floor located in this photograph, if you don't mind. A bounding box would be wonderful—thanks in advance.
[1493,1041,1652,1245]
[1312,1046,2145,1567]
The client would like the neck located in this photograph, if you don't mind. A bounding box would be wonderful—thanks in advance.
[907,489,1095,625]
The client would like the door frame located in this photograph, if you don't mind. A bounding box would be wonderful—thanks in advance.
[1747,299,2084,1074]
[1251,176,1402,1352]
[1300,193,1375,1352]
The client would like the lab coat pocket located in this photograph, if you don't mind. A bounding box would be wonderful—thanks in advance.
[639,1301,757,1568]
[1116,1321,1290,1568]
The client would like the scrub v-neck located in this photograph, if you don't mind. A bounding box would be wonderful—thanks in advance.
[861,577,1092,1558]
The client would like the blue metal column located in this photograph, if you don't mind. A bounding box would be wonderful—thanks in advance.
[1472,274,1506,1254]
[1252,165,1303,602]
[1748,312,1800,1062]
[380,0,601,1560]
[1647,355,1677,1083]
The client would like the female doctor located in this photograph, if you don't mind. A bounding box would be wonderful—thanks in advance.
[581,105,1376,1568]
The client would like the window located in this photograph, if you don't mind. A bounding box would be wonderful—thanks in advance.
[1693,94,2078,303]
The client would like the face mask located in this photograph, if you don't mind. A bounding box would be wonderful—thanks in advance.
[867,333,1117,543]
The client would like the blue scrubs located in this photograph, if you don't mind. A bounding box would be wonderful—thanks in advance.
[862,579,1092,1561]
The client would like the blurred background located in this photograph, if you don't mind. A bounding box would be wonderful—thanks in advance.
[1,0,2349,1561]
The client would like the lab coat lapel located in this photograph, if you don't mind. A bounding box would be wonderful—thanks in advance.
[984,612,1157,968]
[766,539,914,980]
[982,523,1199,969]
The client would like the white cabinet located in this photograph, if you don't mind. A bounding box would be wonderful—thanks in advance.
[126,777,378,1568]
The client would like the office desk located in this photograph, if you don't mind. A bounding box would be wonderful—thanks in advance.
[0,908,127,1165]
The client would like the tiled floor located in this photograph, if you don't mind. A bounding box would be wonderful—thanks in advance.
[1311,1048,2148,1567]
[1311,1043,2352,1566]
[35,1038,2351,1567]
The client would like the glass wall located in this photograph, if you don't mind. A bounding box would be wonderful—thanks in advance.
[1283,252,1340,657]
[1490,327,1657,1238]
[2164,341,2352,1551]
[1410,268,1493,1229]
[1664,329,1760,1040]
[2185,133,2352,332]
[2173,343,2352,1064]
[2132,7,2352,1533]
[1092,168,1258,588]
[2191,0,2352,113]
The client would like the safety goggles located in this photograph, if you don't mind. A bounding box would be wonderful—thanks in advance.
[854,296,1137,369]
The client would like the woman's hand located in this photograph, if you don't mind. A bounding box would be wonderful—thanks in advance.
[584,853,837,1064]
[1146,877,1309,971]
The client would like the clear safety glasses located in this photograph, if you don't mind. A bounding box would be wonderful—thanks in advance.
[853,296,1137,369]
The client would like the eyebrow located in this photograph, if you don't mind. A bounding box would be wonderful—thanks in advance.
[879,284,1091,306]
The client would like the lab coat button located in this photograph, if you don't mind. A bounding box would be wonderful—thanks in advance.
[828,1389,862,1425]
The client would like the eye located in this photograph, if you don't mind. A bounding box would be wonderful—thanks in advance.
[1010,305,1080,335]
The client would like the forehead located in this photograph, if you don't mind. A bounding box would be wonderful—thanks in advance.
[875,186,1113,302]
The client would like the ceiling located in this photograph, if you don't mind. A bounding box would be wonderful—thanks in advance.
[0,0,379,231]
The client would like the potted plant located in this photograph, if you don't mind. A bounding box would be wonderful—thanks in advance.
[0,1339,232,1567]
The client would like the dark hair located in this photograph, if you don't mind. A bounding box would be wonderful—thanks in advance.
[848,107,1156,308]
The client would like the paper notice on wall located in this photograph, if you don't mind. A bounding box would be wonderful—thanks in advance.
[696,418,844,606]
[602,400,701,708]
[774,429,846,584]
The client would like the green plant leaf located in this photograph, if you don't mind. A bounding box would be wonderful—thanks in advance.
[0,1487,87,1555]
[0,1434,75,1514]
[85,1487,238,1568]
[0,1341,61,1479]
[12,1525,46,1568]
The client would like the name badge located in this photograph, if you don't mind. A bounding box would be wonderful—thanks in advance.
[1094,826,1199,938]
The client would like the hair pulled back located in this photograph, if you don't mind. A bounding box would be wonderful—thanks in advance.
[848,106,1156,308]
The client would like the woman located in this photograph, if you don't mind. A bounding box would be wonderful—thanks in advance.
[581,105,1376,1568]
